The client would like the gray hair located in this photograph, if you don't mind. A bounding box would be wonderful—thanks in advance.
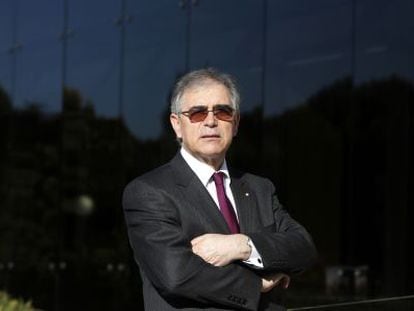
[170,68,240,114]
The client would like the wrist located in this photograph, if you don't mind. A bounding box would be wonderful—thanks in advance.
[236,234,252,260]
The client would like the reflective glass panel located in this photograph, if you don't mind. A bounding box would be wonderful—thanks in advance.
[14,0,62,111]
[123,0,187,139]
[65,0,120,117]
[191,0,264,112]
[0,0,13,96]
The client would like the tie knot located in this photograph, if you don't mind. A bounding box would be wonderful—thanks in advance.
[213,172,224,186]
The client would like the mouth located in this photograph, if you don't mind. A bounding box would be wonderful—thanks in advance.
[200,134,220,139]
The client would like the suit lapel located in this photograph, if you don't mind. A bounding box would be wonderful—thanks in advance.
[170,153,230,234]
[230,170,259,233]
[169,153,262,234]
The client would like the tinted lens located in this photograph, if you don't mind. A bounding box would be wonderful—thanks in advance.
[214,106,234,121]
[188,108,208,122]
[182,105,234,123]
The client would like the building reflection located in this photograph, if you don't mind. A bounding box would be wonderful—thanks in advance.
[1,73,413,309]
[1,0,414,309]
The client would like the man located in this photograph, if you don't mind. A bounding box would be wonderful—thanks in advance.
[123,68,317,310]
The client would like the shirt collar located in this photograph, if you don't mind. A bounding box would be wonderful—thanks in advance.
[180,147,230,186]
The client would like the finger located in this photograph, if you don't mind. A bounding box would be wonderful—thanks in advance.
[272,274,284,284]
[191,235,205,245]
[272,273,290,289]
[261,279,273,293]
[282,276,290,289]
[191,244,200,255]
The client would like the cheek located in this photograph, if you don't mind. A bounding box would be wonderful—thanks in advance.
[225,125,237,138]
[182,126,199,141]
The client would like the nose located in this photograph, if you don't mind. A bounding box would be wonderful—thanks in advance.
[203,110,217,127]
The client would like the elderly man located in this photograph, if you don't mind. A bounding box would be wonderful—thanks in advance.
[123,68,317,310]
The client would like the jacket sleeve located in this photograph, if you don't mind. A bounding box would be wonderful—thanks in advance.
[123,179,262,310]
[248,180,318,274]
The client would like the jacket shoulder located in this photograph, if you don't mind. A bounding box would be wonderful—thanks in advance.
[124,161,175,192]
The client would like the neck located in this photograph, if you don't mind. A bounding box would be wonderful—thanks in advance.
[202,157,224,171]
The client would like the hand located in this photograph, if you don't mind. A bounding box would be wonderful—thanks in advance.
[261,273,290,293]
[191,233,251,267]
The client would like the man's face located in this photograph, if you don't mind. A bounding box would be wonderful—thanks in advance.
[170,81,239,168]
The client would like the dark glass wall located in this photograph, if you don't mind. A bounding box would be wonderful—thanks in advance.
[124,0,186,139]
[0,0,413,310]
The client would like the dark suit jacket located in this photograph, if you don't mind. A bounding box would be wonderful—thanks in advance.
[123,152,317,310]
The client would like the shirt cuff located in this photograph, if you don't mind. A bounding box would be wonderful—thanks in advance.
[243,237,264,269]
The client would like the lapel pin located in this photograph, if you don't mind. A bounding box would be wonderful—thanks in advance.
[245,192,250,197]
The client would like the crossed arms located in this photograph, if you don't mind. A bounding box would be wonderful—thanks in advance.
[191,233,291,292]
[123,178,317,310]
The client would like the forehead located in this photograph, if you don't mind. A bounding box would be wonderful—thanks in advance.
[181,81,231,108]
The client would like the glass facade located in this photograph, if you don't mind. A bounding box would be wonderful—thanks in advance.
[0,0,413,310]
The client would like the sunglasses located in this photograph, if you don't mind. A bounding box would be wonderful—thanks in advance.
[180,105,235,123]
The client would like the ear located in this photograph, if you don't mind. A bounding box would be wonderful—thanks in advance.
[232,113,240,137]
[170,113,182,140]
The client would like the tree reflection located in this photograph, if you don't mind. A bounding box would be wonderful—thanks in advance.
[0,75,413,308]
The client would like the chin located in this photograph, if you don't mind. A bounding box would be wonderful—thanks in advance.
[199,145,227,158]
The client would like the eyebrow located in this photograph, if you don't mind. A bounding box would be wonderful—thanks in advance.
[188,105,207,110]
[187,104,232,110]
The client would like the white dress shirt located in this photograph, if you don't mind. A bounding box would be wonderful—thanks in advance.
[181,147,264,268]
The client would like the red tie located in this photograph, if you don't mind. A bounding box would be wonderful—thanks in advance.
[212,172,240,234]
